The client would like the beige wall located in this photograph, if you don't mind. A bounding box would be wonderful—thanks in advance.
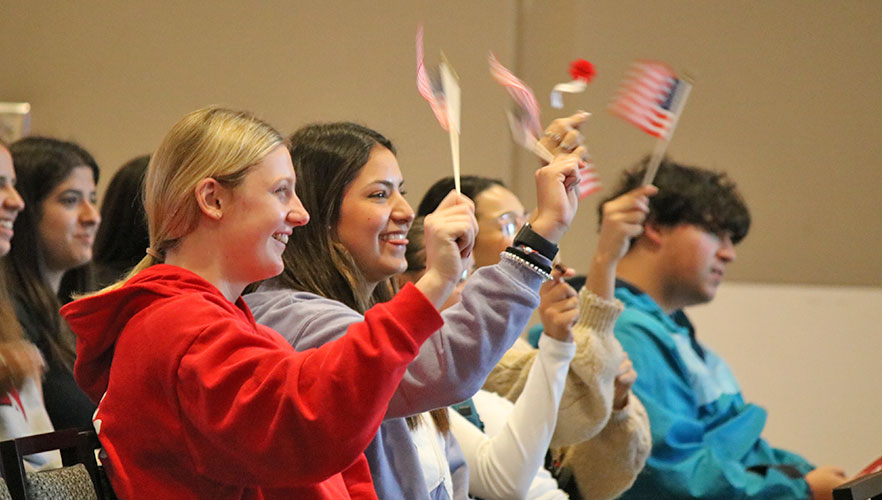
[688,282,882,473]
[2,0,880,474]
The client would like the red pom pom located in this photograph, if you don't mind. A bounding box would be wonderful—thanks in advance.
[568,59,595,83]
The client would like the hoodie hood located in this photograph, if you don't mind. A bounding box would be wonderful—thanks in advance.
[61,264,240,403]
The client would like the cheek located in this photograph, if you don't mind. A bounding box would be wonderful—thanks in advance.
[38,210,67,242]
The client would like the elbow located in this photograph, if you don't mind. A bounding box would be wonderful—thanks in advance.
[453,378,484,403]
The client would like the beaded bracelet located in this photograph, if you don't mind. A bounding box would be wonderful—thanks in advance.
[501,251,553,282]
[506,246,552,275]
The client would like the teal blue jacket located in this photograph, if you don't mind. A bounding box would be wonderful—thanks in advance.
[614,281,814,500]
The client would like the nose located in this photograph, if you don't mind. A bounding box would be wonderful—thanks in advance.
[391,192,415,227]
[717,234,736,263]
[79,198,100,227]
[1,185,24,213]
[286,193,309,227]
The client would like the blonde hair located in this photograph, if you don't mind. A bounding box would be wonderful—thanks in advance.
[101,106,284,292]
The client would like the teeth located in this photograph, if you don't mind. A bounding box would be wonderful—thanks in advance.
[0,221,11,229]
[380,233,405,241]
[272,234,289,244]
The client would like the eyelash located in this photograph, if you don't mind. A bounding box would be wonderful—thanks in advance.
[60,196,79,207]
[369,188,405,199]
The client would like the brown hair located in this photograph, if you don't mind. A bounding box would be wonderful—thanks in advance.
[276,122,448,433]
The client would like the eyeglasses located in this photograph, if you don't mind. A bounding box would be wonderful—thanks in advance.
[496,212,528,238]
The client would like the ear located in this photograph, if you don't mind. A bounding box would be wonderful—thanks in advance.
[194,178,226,220]
[640,221,665,248]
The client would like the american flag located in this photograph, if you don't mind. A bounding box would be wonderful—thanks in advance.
[488,52,542,137]
[608,61,685,139]
[416,25,449,131]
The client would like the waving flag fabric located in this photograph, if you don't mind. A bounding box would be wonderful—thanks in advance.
[608,61,684,139]
[416,25,449,131]
[488,52,542,137]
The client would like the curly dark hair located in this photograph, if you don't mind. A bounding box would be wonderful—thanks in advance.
[600,157,751,244]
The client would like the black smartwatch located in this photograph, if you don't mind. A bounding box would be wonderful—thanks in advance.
[512,223,558,261]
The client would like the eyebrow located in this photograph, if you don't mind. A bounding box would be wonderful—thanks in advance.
[368,180,405,189]
[58,188,96,198]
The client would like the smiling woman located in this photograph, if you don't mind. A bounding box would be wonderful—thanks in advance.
[3,136,100,432]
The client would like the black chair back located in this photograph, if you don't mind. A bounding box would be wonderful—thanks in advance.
[833,470,882,500]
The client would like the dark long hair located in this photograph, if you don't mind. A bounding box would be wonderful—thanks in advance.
[92,154,150,286]
[5,136,100,370]
[274,122,398,313]
[274,122,448,432]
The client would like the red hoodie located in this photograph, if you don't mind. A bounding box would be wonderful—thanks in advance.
[60,264,442,500]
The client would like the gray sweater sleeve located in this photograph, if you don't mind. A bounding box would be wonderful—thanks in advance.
[246,257,544,419]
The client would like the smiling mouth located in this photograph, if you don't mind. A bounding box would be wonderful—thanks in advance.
[272,233,289,244]
[0,220,13,230]
[380,233,407,244]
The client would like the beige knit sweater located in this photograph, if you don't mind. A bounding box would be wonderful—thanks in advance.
[482,287,652,500]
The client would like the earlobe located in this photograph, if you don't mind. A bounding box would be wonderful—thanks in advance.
[195,178,224,220]
[642,222,665,247]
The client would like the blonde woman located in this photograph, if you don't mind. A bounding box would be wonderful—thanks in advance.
[60,107,470,500]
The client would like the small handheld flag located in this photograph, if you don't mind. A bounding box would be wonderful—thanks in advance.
[492,53,601,199]
[608,60,692,184]
[416,25,462,192]
[416,25,449,130]
[488,52,542,137]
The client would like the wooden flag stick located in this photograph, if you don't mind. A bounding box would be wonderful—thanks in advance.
[642,79,693,185]
[448,127,461,192]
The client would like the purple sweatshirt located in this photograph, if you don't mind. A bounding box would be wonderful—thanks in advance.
[246,257,546,499]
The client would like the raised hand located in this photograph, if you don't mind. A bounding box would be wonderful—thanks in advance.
[0,341,45,394]
[538,265,579,343]
[596,185,658,266]
[417,190,478,309]
[531,147,583,244]
[538,112,591,160]
[584,184,657,300]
